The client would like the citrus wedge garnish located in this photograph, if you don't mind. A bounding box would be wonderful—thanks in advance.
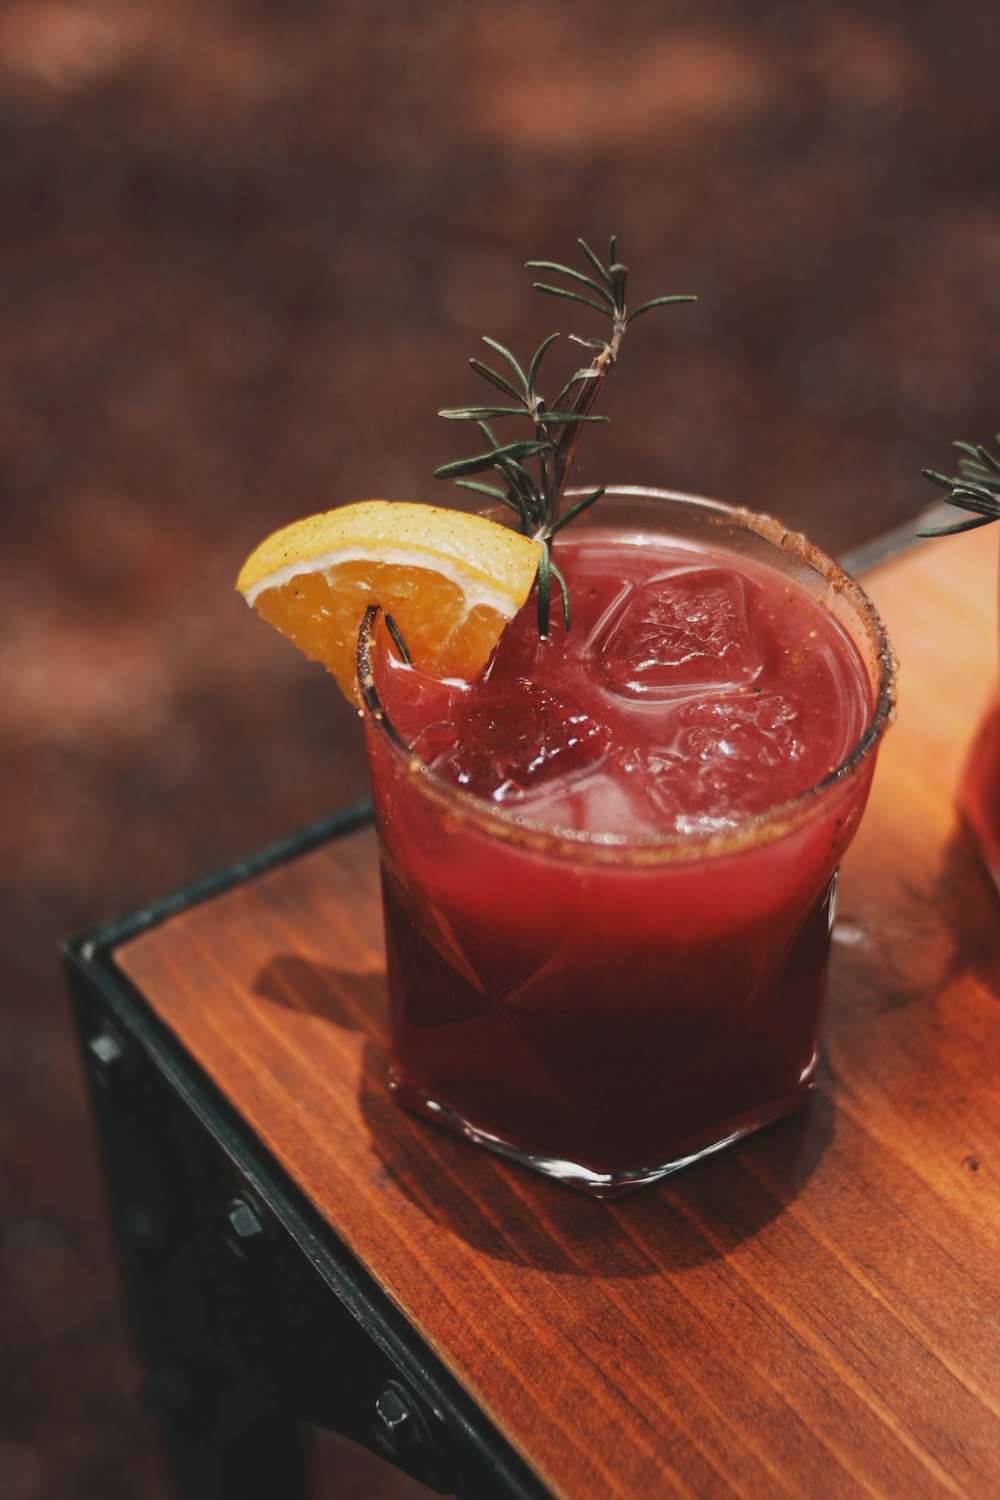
[236,501,543,701]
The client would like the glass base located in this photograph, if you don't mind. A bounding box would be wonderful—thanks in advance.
[390,1073,817,1200]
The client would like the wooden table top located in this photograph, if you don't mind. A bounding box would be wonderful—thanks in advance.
[116,527,1000,1500]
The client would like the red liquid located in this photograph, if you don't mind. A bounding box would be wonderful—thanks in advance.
[365,526,878,1192]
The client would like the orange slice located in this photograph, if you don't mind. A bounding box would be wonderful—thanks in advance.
[236,501,543,700]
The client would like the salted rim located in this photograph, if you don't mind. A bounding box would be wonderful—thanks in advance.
[357,487,898,866]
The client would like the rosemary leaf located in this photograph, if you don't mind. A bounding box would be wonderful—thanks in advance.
[547,487,606,535]
[918,512,998,537]
[499,457,544,509]
[536,411,610,425]
[536,542,552,639]
[532,282,610,316]
[433,439,549,480]
[952,483,1000,510]
[550,557,572,630]
[432,454,501,480]
[938,486,1000,515]
[958,462,999,485]
[578,238,614,288]
[469,358,522,401]
[468,484,531,529]
[526,261,615,306]
[528,332,561,393]
[438,405,526,421]
[453,479,510,501]
[921,437,1000,535]
[627,294,698,324]
[383,613,412,664]
[973,445,1000,476]
[482,336,530,394]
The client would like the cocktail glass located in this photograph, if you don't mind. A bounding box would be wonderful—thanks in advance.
[359,489,897,1198]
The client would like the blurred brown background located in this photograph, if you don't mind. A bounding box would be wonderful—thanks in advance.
[2,2,999,1495]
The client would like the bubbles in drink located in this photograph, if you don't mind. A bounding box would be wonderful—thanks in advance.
[594,568,762,696]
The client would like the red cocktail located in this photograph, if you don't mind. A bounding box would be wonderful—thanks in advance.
[360,490,896,1196]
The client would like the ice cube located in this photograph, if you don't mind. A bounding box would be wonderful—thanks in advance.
[594,567,762,696]
[677,692,802,766]
[652,691,806,815]
[428,678,611,803]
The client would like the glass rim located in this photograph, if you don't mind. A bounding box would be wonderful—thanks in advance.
[357,487,898,864]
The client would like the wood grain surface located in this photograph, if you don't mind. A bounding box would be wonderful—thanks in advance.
[116,528,1000,1500]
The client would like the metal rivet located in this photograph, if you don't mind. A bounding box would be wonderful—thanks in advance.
[372,1382,425,1459]
[224,1196,266,1256]
[87,1027,127,1084]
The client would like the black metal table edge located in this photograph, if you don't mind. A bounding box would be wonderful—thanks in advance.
[62,797,552,1500]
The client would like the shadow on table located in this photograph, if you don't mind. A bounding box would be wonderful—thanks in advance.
[934,826,1000,988]
[255,955,833,1278]
[828,819,999,1054]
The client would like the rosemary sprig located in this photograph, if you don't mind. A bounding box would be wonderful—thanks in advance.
[920,437,1000,536]
[434,236,696,636]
